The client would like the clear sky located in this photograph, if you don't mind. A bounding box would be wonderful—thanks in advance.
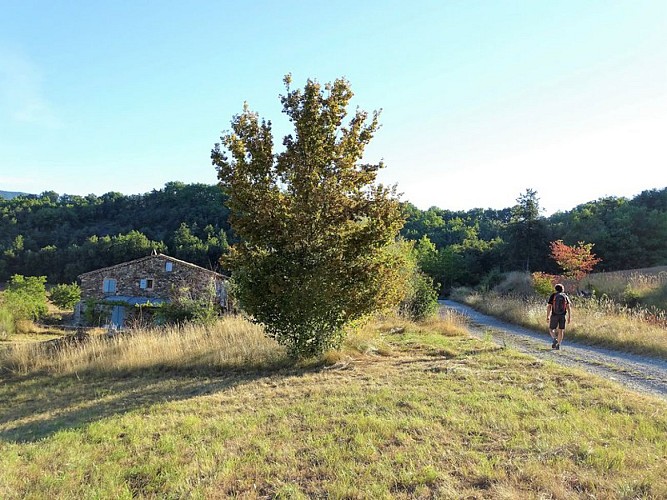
[1,1,666,215]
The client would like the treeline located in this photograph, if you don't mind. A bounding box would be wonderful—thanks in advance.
[1,183,665,288]
[403,188,667,290]
[0,182,231,283]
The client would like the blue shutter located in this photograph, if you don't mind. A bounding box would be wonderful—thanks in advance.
[103,278,117,293]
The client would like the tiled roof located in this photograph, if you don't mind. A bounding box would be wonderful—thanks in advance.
[77,253,227,279]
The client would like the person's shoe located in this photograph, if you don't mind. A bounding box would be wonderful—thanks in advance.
[552,339,558,349]
[555,342,560,350]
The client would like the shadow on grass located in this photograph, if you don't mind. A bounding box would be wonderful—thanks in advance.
[0,362,318,444]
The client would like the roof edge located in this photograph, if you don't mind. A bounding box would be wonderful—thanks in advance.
[77,253,227,279]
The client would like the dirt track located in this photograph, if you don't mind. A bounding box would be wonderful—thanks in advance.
[440,300,667,400]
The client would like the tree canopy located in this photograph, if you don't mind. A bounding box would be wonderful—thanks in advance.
[0,180,664,290]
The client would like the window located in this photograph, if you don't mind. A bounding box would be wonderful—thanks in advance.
[165,262,173,272]
[140,278,154,290]
[103,278,117,293]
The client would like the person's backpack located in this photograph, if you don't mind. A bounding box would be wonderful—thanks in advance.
[552,293,567,315]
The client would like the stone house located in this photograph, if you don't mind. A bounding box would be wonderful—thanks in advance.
[76,253,228,328]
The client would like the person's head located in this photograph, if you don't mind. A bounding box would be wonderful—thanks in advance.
[555,283,564,293]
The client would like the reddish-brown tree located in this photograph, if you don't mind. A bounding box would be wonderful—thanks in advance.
[550,240,602,282]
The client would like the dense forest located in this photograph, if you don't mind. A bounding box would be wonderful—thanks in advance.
[0,182,665,290]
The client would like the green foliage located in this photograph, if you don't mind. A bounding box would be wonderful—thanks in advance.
[83,299,112,326]
[0,176,664,290]
[3,275,48,321]
[0,183,231,283]
[49,283,82,310]
[409,233,496,293]
[622,286,641,308]
[505,189,548,272]
[402,187,666,288]
[154,286,222,326]
[413,235,444,289]
[396,238,440,321]
[0,304,15,339]
[531,272,558,297]
[559,190,667,270]
[213,75,407,358]
[400,271,439,321]
[478,268,503,293]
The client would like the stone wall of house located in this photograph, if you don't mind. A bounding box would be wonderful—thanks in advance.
[78,255,226,303]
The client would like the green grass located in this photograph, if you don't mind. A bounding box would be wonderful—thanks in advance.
[1,315,666,498]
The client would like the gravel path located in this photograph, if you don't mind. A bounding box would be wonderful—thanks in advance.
[440,300,667,400]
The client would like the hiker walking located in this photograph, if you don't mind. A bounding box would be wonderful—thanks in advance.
[547,283,571,350]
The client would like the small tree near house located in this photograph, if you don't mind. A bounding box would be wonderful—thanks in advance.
[3,275,49,322]
[49,283,82,310]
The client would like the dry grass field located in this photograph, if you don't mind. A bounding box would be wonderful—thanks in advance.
[1,314,666,499]
[581,266,667,311]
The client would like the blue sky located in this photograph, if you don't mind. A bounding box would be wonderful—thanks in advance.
[1,1,665,215]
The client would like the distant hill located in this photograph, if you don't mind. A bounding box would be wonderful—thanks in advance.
[0,182,665,284]
[0,190,30,200]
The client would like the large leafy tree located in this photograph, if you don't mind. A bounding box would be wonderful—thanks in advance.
[212,75,407,358]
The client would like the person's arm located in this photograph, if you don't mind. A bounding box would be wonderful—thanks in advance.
[566,301,572,323]
[546,303,552,322]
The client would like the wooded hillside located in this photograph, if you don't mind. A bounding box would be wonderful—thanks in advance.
[1,183,665,287]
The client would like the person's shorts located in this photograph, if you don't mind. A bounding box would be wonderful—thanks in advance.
[550,314,566,330]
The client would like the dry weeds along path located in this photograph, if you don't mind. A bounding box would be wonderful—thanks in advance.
[440,300,667,400]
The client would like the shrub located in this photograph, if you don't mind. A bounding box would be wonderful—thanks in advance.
[400,271,439,322]
[49,283,82,310]
[478,268,504,293]
[83,299,112,327]
[3,275,48,322]
[154,286,222,326]
[623,286,641,308]
[532,272,558,297]
[0,305,15,339]
[643,280,667,312]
